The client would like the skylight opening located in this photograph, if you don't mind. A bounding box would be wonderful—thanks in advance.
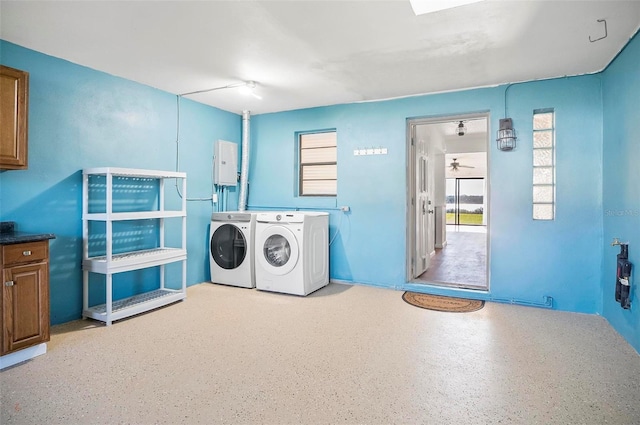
[410,0,485,16]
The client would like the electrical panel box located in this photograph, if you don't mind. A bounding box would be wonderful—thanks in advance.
[214,140,238,186]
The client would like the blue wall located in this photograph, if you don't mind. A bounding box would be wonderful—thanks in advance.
[0,41,241,324]
[602,32,640,352]
[250,76,604,314]
[1,35,637,353]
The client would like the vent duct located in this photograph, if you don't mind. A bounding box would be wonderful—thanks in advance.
[238,110,250,211]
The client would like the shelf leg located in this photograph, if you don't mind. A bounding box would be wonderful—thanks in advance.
[106,273,113,326]
[82,270,88,317]
[182,259,187,295]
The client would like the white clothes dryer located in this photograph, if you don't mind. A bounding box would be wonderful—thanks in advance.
[209,211,256,288]
[255,211,329,296]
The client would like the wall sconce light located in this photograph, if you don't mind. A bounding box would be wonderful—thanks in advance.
[496,118,517,151]
[456,121,466,136]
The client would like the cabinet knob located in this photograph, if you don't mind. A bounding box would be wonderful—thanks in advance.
[23,250,32,256]
[5,281,14,287]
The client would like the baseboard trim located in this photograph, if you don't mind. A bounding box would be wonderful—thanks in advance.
[0,343,47,370]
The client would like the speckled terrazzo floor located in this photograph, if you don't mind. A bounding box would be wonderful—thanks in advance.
[1,282,639,424]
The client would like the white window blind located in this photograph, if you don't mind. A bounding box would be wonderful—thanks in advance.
[532,109,555,220]
[299,131,337,196]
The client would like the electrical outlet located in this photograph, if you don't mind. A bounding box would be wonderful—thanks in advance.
[340,206,350,212]
[212,193,218,203]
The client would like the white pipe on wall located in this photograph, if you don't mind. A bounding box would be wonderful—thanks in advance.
[238,110,250,211]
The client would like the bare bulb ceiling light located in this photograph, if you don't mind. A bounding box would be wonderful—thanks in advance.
[180,80,262,99]
[239,81,262,99]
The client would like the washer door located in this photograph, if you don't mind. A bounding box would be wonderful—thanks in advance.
[258,225,299,276]
[210,224,247,270]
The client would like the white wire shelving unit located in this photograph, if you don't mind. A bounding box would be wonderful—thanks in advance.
[82,167,187,325]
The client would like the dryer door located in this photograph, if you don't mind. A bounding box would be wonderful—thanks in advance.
[211,224,247,269]
[258,225,299,276]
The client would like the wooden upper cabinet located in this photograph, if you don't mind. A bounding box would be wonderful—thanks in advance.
[0,65,29,170]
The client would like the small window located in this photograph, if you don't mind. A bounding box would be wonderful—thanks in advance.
[532,109,555,220]
[299,131,337,196]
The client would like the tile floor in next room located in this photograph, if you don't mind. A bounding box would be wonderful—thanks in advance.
[1,282,638,424]
[418,225,487,289]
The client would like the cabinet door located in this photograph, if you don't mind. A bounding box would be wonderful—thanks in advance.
[2,262,49,354]
[0,65,29,170]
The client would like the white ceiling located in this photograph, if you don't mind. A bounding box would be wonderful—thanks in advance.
[2,1,639,115]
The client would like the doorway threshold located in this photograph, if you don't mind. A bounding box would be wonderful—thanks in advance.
[412,278,488,291]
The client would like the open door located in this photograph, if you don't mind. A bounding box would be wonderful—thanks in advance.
[411,124,433,278]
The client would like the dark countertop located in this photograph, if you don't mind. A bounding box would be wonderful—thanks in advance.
[0,222,55,245]
[0,231,56,245]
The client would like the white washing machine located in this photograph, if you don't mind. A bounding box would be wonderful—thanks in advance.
[255,211,329,296]
[209,211,256,288]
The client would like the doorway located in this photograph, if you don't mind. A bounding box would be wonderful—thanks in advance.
[406,114,489,290]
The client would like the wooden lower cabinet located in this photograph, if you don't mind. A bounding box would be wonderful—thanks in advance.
[0,241,50,355]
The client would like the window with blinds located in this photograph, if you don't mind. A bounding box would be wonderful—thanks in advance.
[532,109,555,220]
[299,131,337,196]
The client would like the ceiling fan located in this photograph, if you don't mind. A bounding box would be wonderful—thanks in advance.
[449,158,475,171]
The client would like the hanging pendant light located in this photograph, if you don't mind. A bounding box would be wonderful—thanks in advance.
[496,118,517,151]
[457,121,466,136]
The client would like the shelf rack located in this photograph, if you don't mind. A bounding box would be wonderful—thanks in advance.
[82,167,187,325]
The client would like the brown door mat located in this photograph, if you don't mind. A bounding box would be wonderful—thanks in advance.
[402,291,484,312]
